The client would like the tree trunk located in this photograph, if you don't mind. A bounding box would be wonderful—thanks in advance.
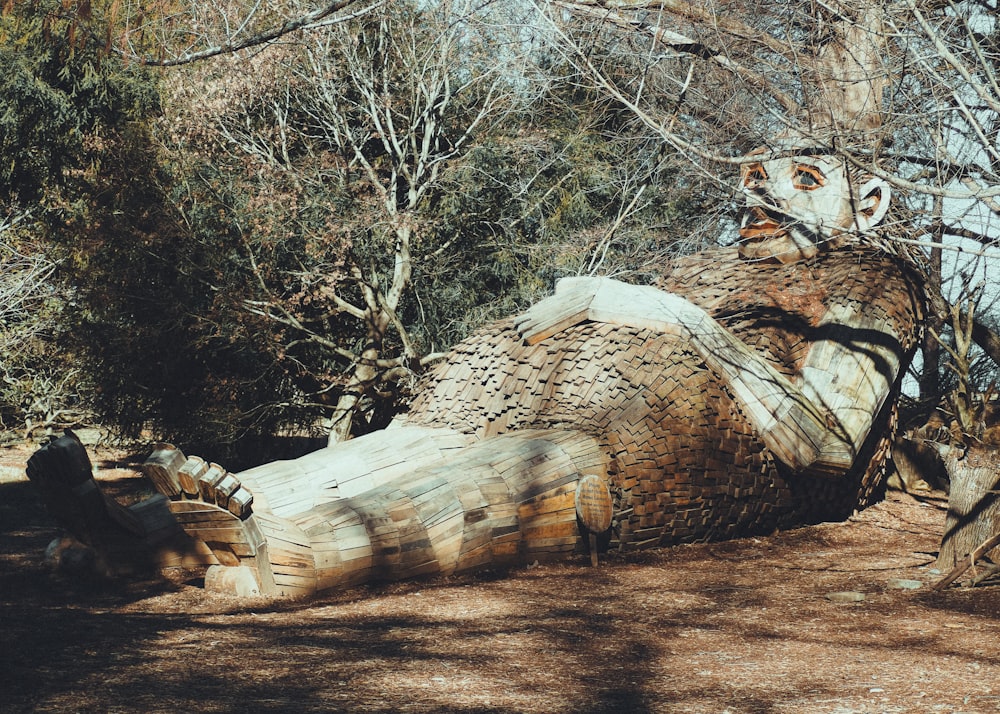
[937,446,1000,571]
[328,341,384,444]
[920,235,942,401]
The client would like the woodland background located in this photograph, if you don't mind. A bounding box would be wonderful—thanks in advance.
[3,0,1000,468]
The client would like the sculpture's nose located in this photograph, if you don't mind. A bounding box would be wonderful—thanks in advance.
[742,177,766,197]
[743,185,782,212]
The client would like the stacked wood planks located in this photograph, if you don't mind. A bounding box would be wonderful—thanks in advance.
[235,426,477,518]
[29,245,923,599]
[407,246,925,550]
[140,429,608,597]
[264,429,608,594]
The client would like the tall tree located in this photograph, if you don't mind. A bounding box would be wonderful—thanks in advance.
[159,0,545,442]
[0,0,163,436]
[542,0,1000,408]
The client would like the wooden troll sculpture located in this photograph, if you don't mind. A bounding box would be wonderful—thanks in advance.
[28,147,925,597]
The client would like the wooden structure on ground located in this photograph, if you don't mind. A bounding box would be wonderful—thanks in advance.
[27,244,925,598]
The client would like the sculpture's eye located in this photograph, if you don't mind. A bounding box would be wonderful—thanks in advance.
[742,163,767,187]
[793,165,825,190]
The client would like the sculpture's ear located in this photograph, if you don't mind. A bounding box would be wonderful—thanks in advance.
[854,177,890,231]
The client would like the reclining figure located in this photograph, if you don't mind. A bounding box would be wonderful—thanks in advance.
[28,142,925,597]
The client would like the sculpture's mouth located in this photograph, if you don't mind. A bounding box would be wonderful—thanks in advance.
[739,206,788,240]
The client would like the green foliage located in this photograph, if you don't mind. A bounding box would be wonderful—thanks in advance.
[0,1,160,208]
[0,0,713,458]
[0,1,165,439]
[131,4,708,450]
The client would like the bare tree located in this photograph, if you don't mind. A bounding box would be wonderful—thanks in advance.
[0,214,53,354]
[162,0,538,442]
[0,214,87,435]
[539,0,1000,387]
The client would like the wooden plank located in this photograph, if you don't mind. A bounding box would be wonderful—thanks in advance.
[168,502,237,521]
[227,488,254,519]
[155,539,219,569]
[197,464,227,503]
[491,540,520,559]
[576,474,614,533]
[523,535,581,550]
[521,505,577,528]
[267,548,315,569]
[456,542,494,572]
[177,456,208,498]
[141,444,186,499]
[422,502,463,531]
[263,529,313,552]
[519,482,575,508]
[520,473,580,502]
[394,558,441,580]
[332,523,372,552]
[428,519,464,566]
[270,567,317,583]
[458,525,492,555]
[487,502,518,522]
[214,473,240,509]
[478,479,512,505]
[523,519,578,540]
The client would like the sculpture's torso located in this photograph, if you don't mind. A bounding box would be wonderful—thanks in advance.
[406,246,924,549]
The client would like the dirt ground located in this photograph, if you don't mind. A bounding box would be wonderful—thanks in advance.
[2,442,1000,714]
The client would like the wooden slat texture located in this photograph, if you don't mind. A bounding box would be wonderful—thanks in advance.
[141,444,186,500]
[46,244,919,599]
[177,456,208,498]
[407,246,924,554]
[235,426,477,519]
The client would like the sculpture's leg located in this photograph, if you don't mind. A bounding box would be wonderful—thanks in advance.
[287,428,611,595]
[140,427,610,597]
[29,427,612,597]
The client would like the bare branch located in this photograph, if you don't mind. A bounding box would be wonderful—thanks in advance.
[551,0,802,115]
[130,0,381,66]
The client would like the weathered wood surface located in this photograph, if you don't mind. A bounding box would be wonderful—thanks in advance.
[141,444,186,500]
[141,430,605,596]
[25,433,215,572]
[28,246,924,598]
[236,425,476,518]
[408,247,922,551]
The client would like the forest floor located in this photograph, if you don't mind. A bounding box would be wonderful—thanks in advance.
[2,440,1000,714]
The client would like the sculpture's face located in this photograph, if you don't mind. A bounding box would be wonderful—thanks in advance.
[738,152,888,263]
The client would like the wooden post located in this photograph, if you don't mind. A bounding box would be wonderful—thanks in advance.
[576,475,613,567]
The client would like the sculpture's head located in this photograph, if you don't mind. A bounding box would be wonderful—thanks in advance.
[737,142,890,264]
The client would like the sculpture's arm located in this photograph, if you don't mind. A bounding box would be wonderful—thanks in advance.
[515,277,902,476]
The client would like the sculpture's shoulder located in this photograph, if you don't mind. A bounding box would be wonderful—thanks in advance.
[824,247,926,353]
[810,246,926,335]
[658,244,924,330]
[656,246,744,301]
[653,244,925,376]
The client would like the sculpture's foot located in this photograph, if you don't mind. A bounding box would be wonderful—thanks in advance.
[141,445,276,595]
